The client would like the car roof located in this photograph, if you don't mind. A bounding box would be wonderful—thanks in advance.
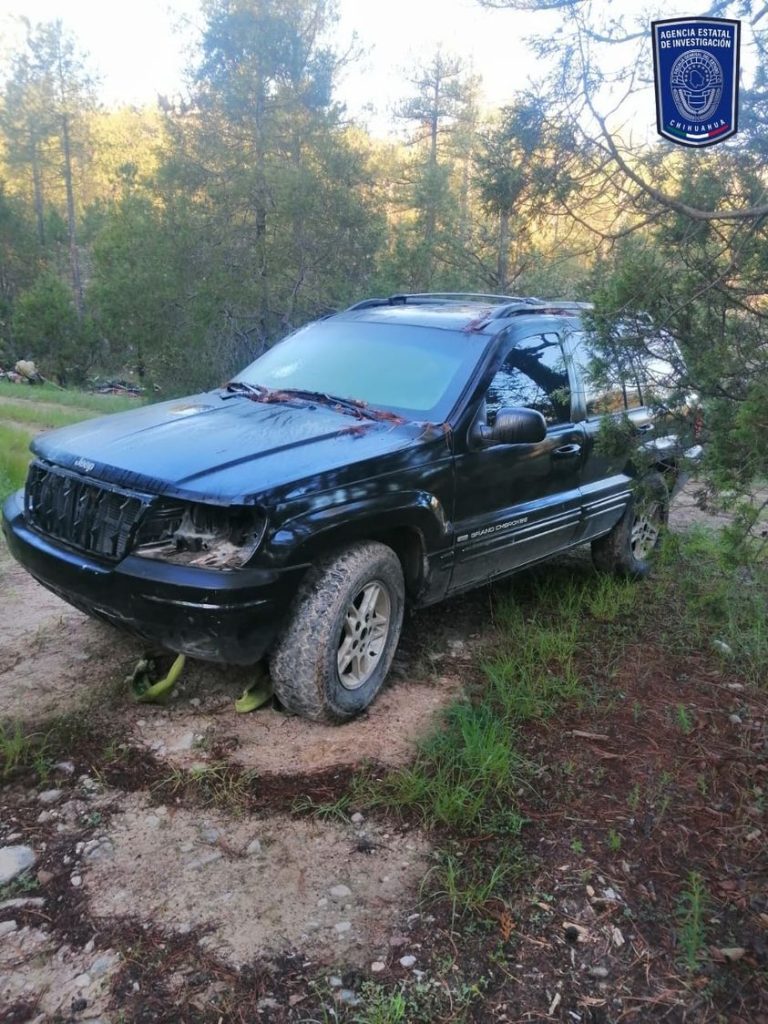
[336,294,592,333]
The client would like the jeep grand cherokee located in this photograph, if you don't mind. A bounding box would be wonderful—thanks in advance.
[2,294,698,721]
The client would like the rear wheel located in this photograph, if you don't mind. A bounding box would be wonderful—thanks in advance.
[592,471,669,579]
[270,541,405,722]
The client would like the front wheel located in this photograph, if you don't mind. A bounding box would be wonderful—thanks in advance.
[270,541,405,722]
[592,471,669,579]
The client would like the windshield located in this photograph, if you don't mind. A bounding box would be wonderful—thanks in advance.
[234,319,488,420]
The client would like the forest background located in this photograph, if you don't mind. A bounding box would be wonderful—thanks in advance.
[1,0,767,505]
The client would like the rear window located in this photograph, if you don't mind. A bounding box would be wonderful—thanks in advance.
[236,319,488,420]
[570,327,681,416]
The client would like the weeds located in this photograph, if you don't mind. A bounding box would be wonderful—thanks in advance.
[675,704,693,735]
[0,424,33,502]
[353,986,408,1024]
[676,870,709,971]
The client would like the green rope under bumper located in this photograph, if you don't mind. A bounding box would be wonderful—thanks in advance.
[129,653,186,704]
[235,664,273,714]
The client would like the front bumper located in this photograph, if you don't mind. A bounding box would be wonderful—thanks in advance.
[2,489,304,664]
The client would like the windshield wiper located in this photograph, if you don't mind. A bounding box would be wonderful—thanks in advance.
[274,388,382,421]
[222,381,271,399]
[222,382,405,424]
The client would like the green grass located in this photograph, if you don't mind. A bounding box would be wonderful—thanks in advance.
[0,424,34,502]
[0,399,106,429]
[357,572,610,839]
[0,380,145,414]
[0,385,153,501]
[676,870,709,971]
[657,528,768,687]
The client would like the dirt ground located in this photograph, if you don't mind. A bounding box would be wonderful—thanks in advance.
[1,482,765,1023]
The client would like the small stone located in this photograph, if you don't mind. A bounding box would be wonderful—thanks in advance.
[350,812,364,825]
[245,839,262,856]
[338,989,361,1007]
[0,845,36,885]
[334,921,352,934]
[589,966,609,978]
[190,698,201,708]
[37,811,55,824]
[85,840,114,862]
[54,761,75,776]
[186,850,223,870]
[371,961,386,973]
[200,826,221,845]
[74,973,91,989]
[0,897,44,912]
[729,714,742,725]
[258,997,279,1010]
[71,874,83,887]
[713,639,733,657]
[328,975,343,988]
[38,790,63,805]
[84,938,96,953]
[305,920,321,932]
[168,731,195,752]
[179,841,194,853]
[329,884,352,900]
[0,920,19,937]
[90,953,118,977]
[399,955,416,968]
[71,997,88,1013]
[37,869,54,885]
[316,897,329,908]
[389,935,408,947]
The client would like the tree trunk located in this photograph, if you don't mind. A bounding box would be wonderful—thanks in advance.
[498,210,510,292]
[30,132,45,246]
[60,109,84,319]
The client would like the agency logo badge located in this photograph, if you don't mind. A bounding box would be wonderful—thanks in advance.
[652,17,740,147]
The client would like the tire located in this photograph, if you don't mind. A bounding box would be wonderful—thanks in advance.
[269,541,405,722]
[592,471,669,579]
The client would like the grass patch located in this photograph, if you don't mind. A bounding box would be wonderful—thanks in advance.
[676,870,709,971]
[0,399,106,430]
[0,424,33,502]
[656,528,768,686]
[360,572,598,837]
[0,380,145,414]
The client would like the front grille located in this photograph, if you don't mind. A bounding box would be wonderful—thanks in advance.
[25,462,147,561]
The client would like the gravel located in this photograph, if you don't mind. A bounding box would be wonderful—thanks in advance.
[0,844,36,885]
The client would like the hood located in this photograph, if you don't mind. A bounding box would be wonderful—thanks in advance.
[31,391,423,503]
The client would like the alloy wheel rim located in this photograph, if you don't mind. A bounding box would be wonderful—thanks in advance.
[631,501,661,561]
[337,580,391,690]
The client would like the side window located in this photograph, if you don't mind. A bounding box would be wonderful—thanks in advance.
[486,333,571,426]
[570,330,643,417]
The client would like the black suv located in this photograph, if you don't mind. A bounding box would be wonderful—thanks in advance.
[2,294,697,721]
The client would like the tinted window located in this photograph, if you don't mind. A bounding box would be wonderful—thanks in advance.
[486,333,571,425]
[571,328,680,417]
[236,319,488,420]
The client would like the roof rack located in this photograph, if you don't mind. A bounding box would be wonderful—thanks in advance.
[345,292,538,311]
[490,299,592,319]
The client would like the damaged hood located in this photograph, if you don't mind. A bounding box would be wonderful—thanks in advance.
[31,391,423,502]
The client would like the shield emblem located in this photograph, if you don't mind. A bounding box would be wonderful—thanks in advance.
[652,18,740,147]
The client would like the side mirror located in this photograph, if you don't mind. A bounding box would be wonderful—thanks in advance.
[473,406,547,447]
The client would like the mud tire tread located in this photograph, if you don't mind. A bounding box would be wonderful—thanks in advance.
[591,471,669,579]
[269,541,405,723]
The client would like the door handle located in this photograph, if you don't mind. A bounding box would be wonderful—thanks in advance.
[553,443,582,457]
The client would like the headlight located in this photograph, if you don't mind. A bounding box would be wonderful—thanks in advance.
[133,501,267,570]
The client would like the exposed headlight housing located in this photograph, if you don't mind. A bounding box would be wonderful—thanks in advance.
[133,501,267,570]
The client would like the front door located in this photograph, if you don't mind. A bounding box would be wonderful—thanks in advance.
[450,331,584,591]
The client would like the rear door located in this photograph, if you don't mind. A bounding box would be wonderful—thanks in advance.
[450,330,585,591]
[565,326,654,542]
